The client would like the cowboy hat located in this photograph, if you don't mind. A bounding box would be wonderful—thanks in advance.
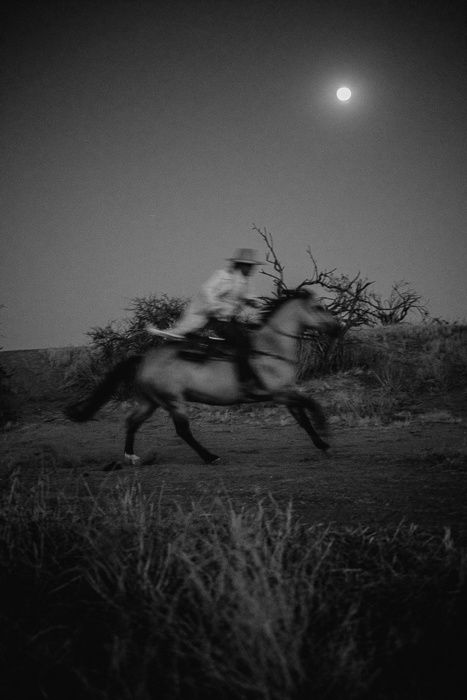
[227,248,265,265]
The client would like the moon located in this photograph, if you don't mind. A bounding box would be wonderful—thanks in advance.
[336,86,352,102]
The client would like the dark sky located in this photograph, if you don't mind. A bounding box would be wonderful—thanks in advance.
[1,0,466,349]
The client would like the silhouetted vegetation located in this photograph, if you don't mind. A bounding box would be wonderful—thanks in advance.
[253,225,431,374]
[88,293,186,361]
[254,225,429,331]
[0,306,19,426]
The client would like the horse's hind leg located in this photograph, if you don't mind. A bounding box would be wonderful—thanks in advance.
[124,400,157,465]
[170,408,220,464]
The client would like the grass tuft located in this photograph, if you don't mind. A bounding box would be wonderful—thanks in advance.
[1,475,466,699]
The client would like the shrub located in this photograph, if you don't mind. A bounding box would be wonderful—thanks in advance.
[88,294,187,362]
[66,294,186,397]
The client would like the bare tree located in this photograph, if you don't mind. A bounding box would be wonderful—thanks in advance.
[253,225,374,333]
[252,224,428,333]
[252,225,429,375]
[367,282,429,325]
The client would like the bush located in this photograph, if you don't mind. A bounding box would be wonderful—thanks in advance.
[66,294,186,397]
[88,294,187,362]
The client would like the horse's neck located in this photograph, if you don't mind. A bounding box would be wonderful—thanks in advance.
[269,300,303,334]
[255,301,302,349]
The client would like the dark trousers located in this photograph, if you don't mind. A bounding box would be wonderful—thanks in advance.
[208,318,263,386]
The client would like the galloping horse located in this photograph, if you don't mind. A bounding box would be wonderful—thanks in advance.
[65,290,340,464]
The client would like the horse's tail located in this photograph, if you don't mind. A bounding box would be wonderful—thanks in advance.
[64,355,143,422]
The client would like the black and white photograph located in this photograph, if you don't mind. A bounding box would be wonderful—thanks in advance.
[1,1,466,697]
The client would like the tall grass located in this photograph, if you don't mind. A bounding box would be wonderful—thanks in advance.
[300,323,467,390]
[1,473,466,699]
[296,323,467,423]
[342,323,467,390]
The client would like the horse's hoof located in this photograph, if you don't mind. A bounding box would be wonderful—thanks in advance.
[124,453,141,466]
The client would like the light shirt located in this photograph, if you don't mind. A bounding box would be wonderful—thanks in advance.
[201,268,256,321]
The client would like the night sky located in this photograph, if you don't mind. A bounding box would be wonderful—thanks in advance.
[1,0,466,349]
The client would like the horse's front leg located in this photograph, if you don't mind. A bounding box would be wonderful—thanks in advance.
[287,404,330,452]
[170,407,220,464]
[274,389,329,452]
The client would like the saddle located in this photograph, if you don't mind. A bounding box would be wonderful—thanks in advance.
[148,324,256,364]
[177,334,234,363]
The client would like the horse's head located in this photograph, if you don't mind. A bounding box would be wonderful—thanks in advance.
[293,289,341,336]
[266,289,340,337]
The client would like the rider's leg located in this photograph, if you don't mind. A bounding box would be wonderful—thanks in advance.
[211,319,266,390]
[231,320,260,385]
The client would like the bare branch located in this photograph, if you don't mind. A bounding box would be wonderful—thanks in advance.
[252,224,287,295]
[366,281,428,325]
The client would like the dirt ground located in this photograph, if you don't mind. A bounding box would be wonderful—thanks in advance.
[2,394,467,542]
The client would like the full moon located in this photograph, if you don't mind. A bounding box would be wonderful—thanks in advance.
[336,86,352,102]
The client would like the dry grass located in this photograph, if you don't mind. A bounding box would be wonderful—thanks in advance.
[295,323,467,424]
[324,323,467,390]
[1,473,466,699]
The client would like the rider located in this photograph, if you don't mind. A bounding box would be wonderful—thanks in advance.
[147,248,266,392]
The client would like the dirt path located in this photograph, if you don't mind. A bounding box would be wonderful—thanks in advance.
[2,402,467,540]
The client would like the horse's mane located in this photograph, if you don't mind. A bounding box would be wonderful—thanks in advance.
[258,288,315,321]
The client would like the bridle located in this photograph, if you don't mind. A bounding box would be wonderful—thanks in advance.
[264,297,322,341]
[252,319,304,364]
[267,323,303,340]
[252,348,296,365]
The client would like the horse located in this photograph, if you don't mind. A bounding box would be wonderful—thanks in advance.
[65,290,340,465]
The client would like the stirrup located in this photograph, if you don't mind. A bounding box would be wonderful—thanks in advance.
[146,326,185,340]
[208,332,224,341]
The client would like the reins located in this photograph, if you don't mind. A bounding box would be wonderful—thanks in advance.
[251,317,304,364]
[266,323,303,340]
[252,348,296,365]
